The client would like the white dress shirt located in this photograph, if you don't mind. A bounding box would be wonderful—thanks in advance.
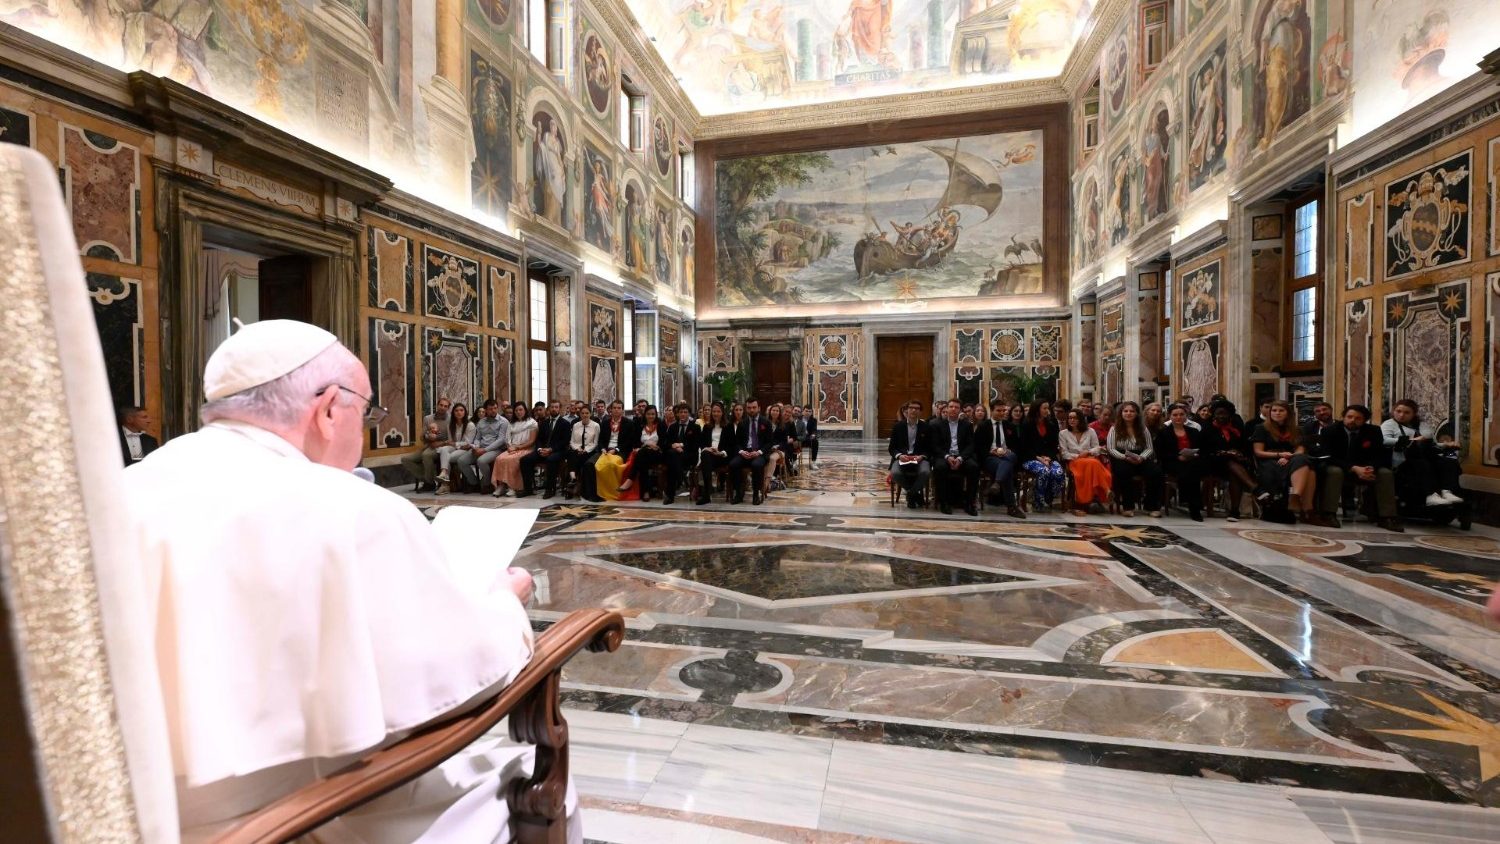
[123,425,145,461]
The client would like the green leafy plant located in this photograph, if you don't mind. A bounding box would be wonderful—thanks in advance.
[704,363,754,404]
[1011,372,1054,407]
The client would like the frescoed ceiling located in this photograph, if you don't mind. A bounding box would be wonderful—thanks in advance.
[624,0,1098,116]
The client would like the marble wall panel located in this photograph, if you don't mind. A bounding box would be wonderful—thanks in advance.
[816,369,850,424]
[660,321,680,366]
[1384,149,1472,282]
[1488,273,1500,466]
[1383,280,1469,437]
[990,328,1025,362]
[86,272,142,408]
[553,275,574,401]
[369,318,416,449]
[424,328,482,413]
[491,336,515,403]
[1181,333,1220,408]
[1250,247,1283,372]
[1491,138,1500,257]
[1099,296,1124,356]
[1288,380,1324,427]
[60,125,139,263]
[422,245,480,324]
[367,226,413,311]
[1345,191,1373,289]
[0,105,33,147]
[487,263,517,331]
[1138,291,1160,382]
[1032,325,1061,363]
[1080,316,1097,386]
[1344,299,1372,410]
[955,329,984,364]
[1101,356,1125,406]
[1181,259,1221,330]
[705,334,736,371]
[803,329,861,425]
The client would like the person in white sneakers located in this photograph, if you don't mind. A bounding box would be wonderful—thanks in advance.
[1382,399,1464,510]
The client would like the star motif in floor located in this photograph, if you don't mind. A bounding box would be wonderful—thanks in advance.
[546,504,616,519]
[1091,525,1160,543]
[1361,691,1500,784]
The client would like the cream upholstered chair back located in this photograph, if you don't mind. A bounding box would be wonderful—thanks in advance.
[0,144,179,842]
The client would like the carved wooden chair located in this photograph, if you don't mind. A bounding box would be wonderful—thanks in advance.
[0,144,624,844]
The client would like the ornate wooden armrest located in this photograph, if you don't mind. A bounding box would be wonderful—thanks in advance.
[214,608,625,844]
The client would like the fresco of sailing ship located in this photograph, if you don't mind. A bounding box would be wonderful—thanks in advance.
[714,129,1045,307]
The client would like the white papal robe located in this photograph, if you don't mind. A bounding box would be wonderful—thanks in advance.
[122,419,578,843]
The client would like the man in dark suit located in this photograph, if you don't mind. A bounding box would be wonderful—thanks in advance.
[518,401,572,498]
[888,400,933,509]
[729,397,773,505]
[662,403,701,505]
[973,400,1024,518]
[794,404,819,468]
[928,399,979,516]
[118,406,159,466]
[1320,404,1400,531]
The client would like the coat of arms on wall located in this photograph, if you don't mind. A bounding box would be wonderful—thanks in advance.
[423,246,479,323]
[1181,260,1222,329]
[1385,149,1471,280]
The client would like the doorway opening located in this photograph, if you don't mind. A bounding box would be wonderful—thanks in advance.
[200,224,328,365]
[876,335,935,428]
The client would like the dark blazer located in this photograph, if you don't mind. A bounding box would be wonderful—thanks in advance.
[797,416,818,440]
[1154,424,1204,472]
[772,421,799,453]
[730,415,775,454]
[697,422,732,454]
[536,416,573,452]
[1019,418,1060,462]
[972,417,1013,458]
[889,419,934,459]
[1321,423,1391,471]
[1301,420,1336,457]
[1199,420,1250,460]
[119,429,159,466]
[600,417,640,456]
[926,417,975,462]
[663,419,701,455]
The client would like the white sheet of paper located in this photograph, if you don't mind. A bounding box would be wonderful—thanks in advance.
[429,506,539,596]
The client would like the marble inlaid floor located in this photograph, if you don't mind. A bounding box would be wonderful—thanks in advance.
[394,441,1500,842]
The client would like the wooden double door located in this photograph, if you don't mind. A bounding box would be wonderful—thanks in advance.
[876,335,934,428]
[751,350,794,407]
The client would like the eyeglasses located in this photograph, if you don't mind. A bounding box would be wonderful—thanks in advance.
[323,385,389,427]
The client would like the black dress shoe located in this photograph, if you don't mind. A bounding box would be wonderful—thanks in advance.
[695,497,710,506]
[753,492,763,505]
[907,497,920,509]
[664,494,675,505]
[964,505,979,517]
[940,503,953,515]
[516,489,534,498]
[732,493,745,505]
[1007,506,1026,519]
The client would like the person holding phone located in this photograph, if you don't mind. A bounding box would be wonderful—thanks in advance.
[1154,403,1205,521]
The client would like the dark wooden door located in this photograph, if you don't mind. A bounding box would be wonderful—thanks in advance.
[257,255,313,323]
[877,336,934,428]
[751,351,793,406]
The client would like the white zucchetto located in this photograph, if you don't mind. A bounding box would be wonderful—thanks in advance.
[203,319,339,400]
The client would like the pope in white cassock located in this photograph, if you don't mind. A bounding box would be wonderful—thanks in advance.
[122,319,580,843]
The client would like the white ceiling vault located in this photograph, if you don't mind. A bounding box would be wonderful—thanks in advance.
[621,0,1100,119]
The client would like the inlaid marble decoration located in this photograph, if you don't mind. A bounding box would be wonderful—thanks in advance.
[956,366,982,406]
[368,318,415,450]
[1250,248,1283,371]
[1345,299,1372,409]
[1289,380,1324,427]
[660,322,680,366]
[1101,356,1124,406]
[60,125,139,263]
[0,105,33,147]
[1032,325,1062,362]
[553,275,573,401]
[1383,280,1469,440]
[817,369,849,424]
[955,328,984,364]
[1487,273,1500,466]
[1080,317,1097,386]
[1384,149,1472,281]
[1345,191,1374,288]
[470,52,515,216]
[1187,42,1227,192]
[423,328,481,418]
[1181,260,1221,329]
[490,336,514,403]
[1099,296,1124,356]
[86,272,142,407]
[1491,137,1500,256]
[589,301,618,350]
[487,263,517,331]
[422,245,479,323]
[818,334,849,366]
[1182,333,1220,407]
[367,226,413,311]
[990,328,1024,362]
[1138,291,1160,382]
[705,334,736,371]
[590,355,618,405]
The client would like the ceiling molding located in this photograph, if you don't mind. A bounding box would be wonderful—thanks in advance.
[696,76,1069,140]
[590,0,703,135]
[1058,0,1130,95]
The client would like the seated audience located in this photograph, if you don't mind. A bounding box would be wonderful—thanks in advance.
[594,400,640,502]
[730,398,773,505]
[1143,402,1165,437]
[452,399,506,494]
[663,403,700,505]
[889,400,934,510]
[798,404,820,468]
[1052,398,1073,430]
[434,402,473,490]
[1021,400,1066,511]
[400,396,451,490]
[1154,404,1204,521]
[1060,409,1111,516]
[118,405,159,465]
[696,402,731,505]
[1245,400,1273,438]
[1198,400,1259,521]
[623,405,665,500]
[1321,404,1400,531]
[928,399,979,516]
[762,403,792,491]
[975,400,1023,517]
[1075,399,1094,423]
[1178,395,1196,415]
[518,401,571,497]
[490,401,538,497]
[565,405,602,501]
[1194,403,1214,426]
[1089,404,1114,441]
[1249,400,1324,525]
[1383,399,1464,510]
[1107,401,1163,517]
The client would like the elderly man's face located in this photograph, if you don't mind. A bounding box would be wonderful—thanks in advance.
[315,359,372,470]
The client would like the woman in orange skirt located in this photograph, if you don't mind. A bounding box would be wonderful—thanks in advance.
[1059,409,1112,516]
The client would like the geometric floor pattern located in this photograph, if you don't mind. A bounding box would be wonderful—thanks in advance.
[399,442,1500,842]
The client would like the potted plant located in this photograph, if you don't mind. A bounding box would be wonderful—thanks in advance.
[703,363,753,404]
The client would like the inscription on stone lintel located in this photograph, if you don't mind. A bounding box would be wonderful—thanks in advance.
[214,161,319,214]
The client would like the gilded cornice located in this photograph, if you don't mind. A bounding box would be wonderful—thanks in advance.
[1057,0,1131,95]
[697,76,1069,140]
[588,0,703,135]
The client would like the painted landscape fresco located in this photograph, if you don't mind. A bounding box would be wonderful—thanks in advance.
[715,129,1045,307]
